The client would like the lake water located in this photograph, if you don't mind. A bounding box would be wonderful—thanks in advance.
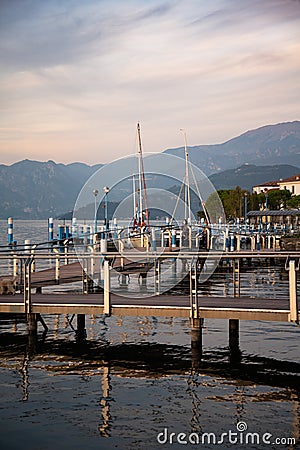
[0,220,299,449]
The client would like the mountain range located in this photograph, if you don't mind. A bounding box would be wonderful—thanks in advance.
[0,160,102,219]
[165,120,300,175]
[209,163,300,190]
[0,121,299,219]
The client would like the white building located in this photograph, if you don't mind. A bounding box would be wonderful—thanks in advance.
[252,180,279,194]
[278,174,300,196]
[253,174,300,196]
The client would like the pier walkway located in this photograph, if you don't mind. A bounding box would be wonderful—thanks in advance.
[0,250,299,324]
[0,291,296,323]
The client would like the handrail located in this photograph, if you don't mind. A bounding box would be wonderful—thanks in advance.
[0,250,300,260]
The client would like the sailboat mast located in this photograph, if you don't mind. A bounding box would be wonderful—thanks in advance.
[137,123,144,223]
[181,129,191,223]
[132,174,137,220]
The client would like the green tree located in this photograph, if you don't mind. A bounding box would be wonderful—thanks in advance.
[287,195,300,209]
[205,187,249,220]
[267,189,291,209]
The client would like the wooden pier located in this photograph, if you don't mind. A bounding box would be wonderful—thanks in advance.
[0,250,299,324]
[0,248,299,361]
[0,291,295,323]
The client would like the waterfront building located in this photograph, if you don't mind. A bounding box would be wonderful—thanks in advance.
[253,174,300,195]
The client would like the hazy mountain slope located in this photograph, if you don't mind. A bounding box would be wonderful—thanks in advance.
[209,164,300,190]
[165,121,300,175]
[0,160,101,219]
[1,121,299,218]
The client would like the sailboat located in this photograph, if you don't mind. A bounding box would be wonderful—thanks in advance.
[129,123,150,249]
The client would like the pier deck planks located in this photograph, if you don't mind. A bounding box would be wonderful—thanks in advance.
[0,292,297,322]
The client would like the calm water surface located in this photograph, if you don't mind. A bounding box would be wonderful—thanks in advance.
[0,220,299,449]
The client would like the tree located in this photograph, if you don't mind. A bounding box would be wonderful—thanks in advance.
[267,189,291,209]
[287,195,300,209]
[252,189,292,210]
[205,187,249,220]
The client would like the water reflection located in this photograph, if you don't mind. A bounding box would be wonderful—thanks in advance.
[99,364,112,437]
[0,328,299,448]
[20,350,29,402]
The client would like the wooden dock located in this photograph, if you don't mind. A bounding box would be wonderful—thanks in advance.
[0,291,295,323]
[0,250,299,334]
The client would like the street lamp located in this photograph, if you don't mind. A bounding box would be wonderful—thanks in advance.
[103,186,110,231]
[93,189,99,233]
[244,192,248,221]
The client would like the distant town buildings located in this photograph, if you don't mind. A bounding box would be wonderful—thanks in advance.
[253,174,300,196]
[250,174,300,227]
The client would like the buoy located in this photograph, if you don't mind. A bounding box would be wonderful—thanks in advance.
[7,217,13,245]
[48,217,54,241]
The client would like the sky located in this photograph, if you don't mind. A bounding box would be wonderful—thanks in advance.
[0,0,299,166]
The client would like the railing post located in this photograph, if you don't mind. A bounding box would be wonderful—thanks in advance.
[151,228,157,251]
[189,225,192,248]
[190,261,199,320]
[236,234,241,252]
[288,259,299,323]
[250,236,255,251]
[233,259,240,297]
[155,259,160,296]
[82,257,93,294]
[31,245,37,273]
[103,260,111,315]
[13,254,19,288]
[189,261,202,366]
[55,255,60,284]
[24,256,34,314]
[206,227,210,250]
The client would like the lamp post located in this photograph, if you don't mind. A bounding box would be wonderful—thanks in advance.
[93,189,99,233]
[244,192,248,222]
[265,192,269,231]
[103,186,110,232]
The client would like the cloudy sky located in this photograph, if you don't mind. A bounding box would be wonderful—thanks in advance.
[0,0,299,165]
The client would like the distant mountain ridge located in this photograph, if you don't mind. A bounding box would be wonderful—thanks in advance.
[209,163,300,190]
[0,159,102,219]
[165,121,300,175]
[0,121,299,219]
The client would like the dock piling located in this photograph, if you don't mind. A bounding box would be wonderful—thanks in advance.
[190,317,203,367]
[76,314,86,340]
[26,313,38,352]
[229,319,241,360]
[27,313,37,334]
